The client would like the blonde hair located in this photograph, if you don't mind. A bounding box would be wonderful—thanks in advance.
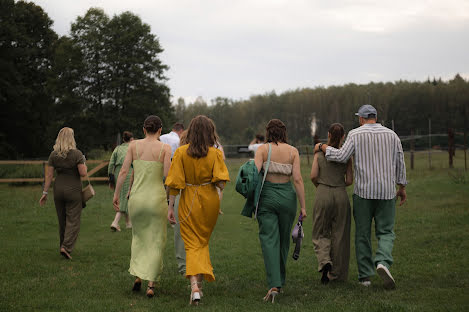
[53,127,77,158]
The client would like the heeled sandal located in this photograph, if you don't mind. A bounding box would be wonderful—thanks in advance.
[263,287,279,303]
[146,285,155,298]
[189,281,201,305]
[132,278,142,291]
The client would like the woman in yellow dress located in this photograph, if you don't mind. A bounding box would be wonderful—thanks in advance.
[113,115,172,298]
[166,115,230,305]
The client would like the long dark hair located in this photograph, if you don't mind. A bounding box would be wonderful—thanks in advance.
[327,123,345,148]
[265,119,288,144]
[186,115,217,158]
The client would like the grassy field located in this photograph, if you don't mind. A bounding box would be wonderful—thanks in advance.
[0,151,468,311]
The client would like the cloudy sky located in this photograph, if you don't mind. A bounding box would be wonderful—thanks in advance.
[32,0,469,103]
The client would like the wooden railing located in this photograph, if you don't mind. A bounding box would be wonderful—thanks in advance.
[0,160,109,183]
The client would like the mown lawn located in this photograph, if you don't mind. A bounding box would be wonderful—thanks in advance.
[0,151,468,311]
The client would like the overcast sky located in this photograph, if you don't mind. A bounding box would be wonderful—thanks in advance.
[32,0,469,104]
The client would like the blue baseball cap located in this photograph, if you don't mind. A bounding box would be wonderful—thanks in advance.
[355,105,377,118]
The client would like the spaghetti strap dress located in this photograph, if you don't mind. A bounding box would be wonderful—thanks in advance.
[127,142,168,281]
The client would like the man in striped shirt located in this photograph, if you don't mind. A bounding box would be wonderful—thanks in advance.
[315,104,407,289]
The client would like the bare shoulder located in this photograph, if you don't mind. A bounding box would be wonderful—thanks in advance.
[128,140,138,150]
[288,144,299,156]
[163,142,172,152]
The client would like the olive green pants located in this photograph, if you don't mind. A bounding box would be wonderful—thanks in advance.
[257,182,297,289]
[54,186,83,254]
[312,184,351,281]
[353,195,396,280]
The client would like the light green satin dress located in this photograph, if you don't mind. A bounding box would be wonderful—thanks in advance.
[127,144,167,281]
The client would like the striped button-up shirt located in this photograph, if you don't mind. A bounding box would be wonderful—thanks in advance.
[325,123,407,200]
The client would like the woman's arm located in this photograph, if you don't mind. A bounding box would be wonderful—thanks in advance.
[310,153,319,187]
[291,148,307,218]
[39,165,54,206]
[163,143,172,178]
[77,163,87,177]
[113,142,134,211]
[168,194,177,224]
[254,144,266,173]
[126,170,134,199]
[345,158,353,186]
[108,148,117,175]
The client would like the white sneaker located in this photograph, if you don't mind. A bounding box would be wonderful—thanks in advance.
[358,278,371,287]
[376,264,395,289]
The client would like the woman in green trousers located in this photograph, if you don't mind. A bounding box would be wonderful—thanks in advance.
[254,119,307,303]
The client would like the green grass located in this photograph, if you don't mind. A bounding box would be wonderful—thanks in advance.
[0,152,468,311]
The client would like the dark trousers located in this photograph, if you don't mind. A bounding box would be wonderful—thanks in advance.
[54,186,83,253]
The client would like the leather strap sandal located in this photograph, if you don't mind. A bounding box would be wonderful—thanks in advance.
[132,278,142,291]
[146,286,155,298]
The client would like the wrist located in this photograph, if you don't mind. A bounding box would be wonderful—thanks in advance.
[42,191,48,195]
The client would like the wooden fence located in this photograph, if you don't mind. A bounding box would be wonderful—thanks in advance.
[0,160,109,183]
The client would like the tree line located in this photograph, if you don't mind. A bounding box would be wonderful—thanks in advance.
[1,1,172,159]
[176,76,469,148]
[2,1,468,159]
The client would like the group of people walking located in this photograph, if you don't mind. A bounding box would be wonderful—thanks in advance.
[39,104,407,304]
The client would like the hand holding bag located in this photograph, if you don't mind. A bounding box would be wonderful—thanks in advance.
[82,174,95,208]
[291,215,304,260]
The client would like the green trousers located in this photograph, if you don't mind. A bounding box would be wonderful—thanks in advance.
[257,181,297,289]
[353,195,396,279]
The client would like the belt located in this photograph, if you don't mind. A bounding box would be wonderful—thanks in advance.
[179,182,212,224]
[186,182,211,186]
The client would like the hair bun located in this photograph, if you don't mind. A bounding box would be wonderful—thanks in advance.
[144,115,162,134]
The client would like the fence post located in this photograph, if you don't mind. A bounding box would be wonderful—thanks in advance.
[465,131,467,171]
[448,128,455,169]
[410,130,415,170]
[428,118,432,169]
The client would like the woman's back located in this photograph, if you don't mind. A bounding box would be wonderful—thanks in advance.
[316,152,347,187]
[130,139,166,196]
[48,149,84,189]
[259,143,295,183]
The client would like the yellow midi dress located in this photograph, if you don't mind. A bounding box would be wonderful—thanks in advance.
[165,145,230,281]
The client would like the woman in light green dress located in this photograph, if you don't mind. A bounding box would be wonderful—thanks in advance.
[113,116,172,298]
[109,131,133,231]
